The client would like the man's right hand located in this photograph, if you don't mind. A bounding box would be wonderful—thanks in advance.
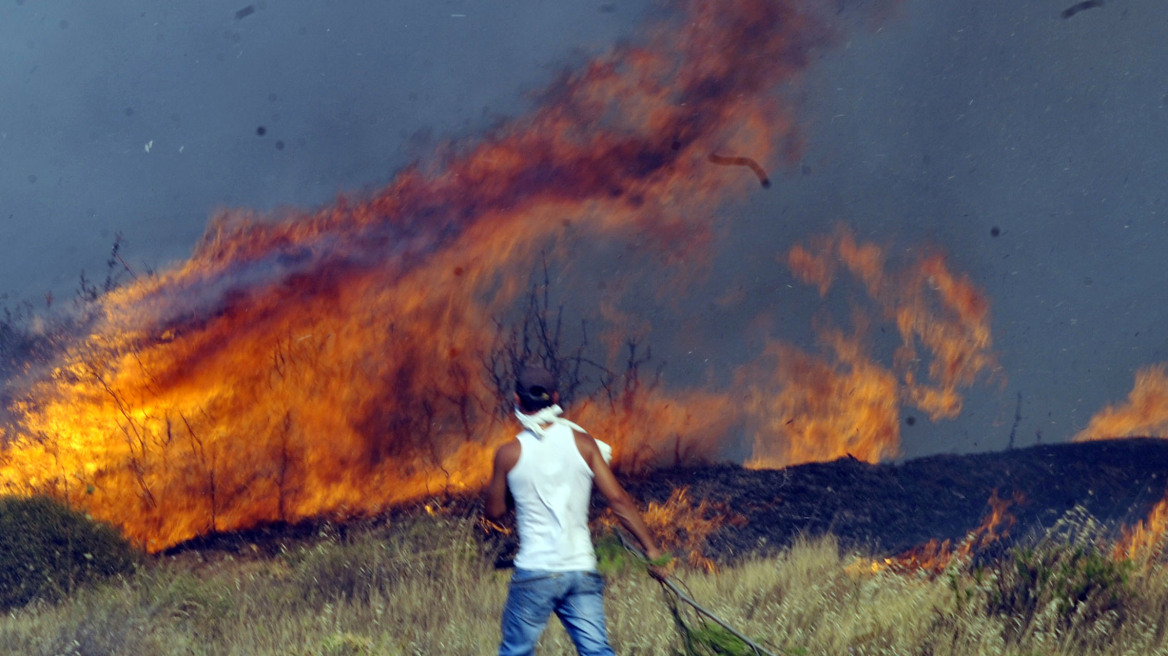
[645,549,672,582]
[575,432,671,581]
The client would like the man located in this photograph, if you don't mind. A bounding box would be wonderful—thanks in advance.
[485,365,667,656]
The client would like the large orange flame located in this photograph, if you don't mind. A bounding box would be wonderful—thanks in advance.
[0,1,994,555]
[0,0,837,551]
[744,227,996,468]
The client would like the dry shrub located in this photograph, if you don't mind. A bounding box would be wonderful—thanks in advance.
[642,487,747,571]
[983,507,1133,649]
[599,486,746,572]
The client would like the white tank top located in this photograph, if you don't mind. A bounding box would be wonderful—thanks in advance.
[507,421,597,571]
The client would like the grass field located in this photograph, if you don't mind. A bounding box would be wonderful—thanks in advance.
[2,509,1167,656]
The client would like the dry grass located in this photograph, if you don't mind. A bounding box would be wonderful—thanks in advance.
[3,513,1168,656]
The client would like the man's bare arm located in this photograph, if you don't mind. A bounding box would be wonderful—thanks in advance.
[485,441,520,521]
[576,434,664,562]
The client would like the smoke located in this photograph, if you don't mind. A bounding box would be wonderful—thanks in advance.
[0,0,1002,552]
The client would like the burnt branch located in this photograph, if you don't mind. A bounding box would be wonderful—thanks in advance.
[485,261,619,418]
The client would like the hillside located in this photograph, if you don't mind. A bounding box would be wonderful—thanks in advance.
[170,437,1168,565]
[626,437,1168,561]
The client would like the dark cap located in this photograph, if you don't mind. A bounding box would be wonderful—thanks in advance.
[515,365,557,409]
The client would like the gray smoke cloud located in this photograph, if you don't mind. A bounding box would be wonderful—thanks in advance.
[1,0,1165,459]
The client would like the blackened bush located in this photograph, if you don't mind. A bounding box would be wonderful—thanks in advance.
[0,495,139,610]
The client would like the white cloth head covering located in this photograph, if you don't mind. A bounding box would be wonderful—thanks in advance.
[514,404,613,464]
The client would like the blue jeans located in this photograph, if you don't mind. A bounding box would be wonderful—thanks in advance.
[499,569,615,656]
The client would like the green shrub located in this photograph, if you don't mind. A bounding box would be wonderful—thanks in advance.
[595,533,634,576]
[0,495,139,610]
[988,537,1132,646]
[678,621,754,656]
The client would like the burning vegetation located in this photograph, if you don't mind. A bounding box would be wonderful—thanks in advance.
[877,489,1023,575]
[0,0,1164,574]
[611,437,1168,573]
[1073,366,1168,563]
[0,0,815,551]
[0,0,996,553]
[5,0,1168,651]
[603,486,748,572]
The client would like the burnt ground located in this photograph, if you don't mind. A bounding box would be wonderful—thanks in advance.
[172,437,1168,563]
[620,437,1168,561]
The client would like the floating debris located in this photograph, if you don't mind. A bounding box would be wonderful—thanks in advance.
[1061,0,1103,19]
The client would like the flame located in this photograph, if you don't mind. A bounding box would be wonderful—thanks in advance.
[744,227,996,468]
[0,0,844,551]
[1074,365,1168,442]
[604,486,747,572]
[871,489,1022,575]
[1072,361,1168,560]
[1113,495,1168,563]
[743,333,902,467]
[1074,365,1168,560]
[573,374,737,472]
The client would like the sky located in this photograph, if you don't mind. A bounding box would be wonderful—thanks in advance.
[1,0,1166,461]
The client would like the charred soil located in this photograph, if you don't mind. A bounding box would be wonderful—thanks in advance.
[622,437,1168,562]
[171,437,1168,565]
